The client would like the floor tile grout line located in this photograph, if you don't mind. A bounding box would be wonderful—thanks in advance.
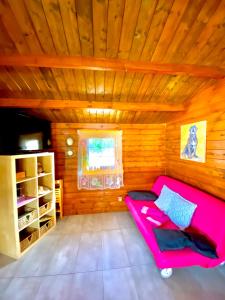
[52,226,134,235]
[32,273,43,300]
[52,212,132,235]
[2,262,225,281]
[120,227,142,300]
[0,262,154,280]
[72,228,83,275]
[100,222,105,300]
[102,261,105,300]
[120,228,132,267]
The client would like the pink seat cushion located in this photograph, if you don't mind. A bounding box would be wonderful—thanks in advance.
[141,206,170,226]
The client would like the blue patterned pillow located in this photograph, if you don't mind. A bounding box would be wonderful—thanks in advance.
[154,185,175,213]
[166,193,197,229]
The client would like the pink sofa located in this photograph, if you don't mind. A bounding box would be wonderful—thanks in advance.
[125,175,225,278]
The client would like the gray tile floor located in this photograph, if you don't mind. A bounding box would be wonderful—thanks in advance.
[0,212,225,300]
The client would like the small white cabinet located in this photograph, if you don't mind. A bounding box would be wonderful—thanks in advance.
[0,152,56,259]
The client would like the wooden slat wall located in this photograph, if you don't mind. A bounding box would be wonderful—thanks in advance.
[166,79,225,200]
[51,123,166,215]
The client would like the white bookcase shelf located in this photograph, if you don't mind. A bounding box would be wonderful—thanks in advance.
[17,196,37,208]
[38,190,52,198]
[16,176,37,184]
[37,172,52,178]
[0,152,56,259]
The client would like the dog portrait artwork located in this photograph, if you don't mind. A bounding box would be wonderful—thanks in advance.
[182,125,198,159]
[180,121,207,163]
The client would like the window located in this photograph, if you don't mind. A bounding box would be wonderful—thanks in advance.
[77,130,123,190]
[88,138,115,169]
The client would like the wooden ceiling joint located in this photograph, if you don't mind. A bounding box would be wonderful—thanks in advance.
[0,55,224,79]
[0,98,185,112]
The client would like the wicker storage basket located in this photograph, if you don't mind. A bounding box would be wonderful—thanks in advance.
[39,201,53,217]
[20,228,39,252]
[18,208,38,231]
[40,218,54,236]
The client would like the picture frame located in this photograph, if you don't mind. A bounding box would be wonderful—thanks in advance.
[180,120,207,163]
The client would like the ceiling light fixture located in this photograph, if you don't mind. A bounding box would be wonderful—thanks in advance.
[87,108,114,114]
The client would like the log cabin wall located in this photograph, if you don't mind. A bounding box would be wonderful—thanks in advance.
[51,123,166,215]
[166,79,225,200]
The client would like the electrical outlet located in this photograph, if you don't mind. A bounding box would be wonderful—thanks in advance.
[118,196,123,202]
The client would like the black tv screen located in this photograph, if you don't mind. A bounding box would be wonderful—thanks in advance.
[0,109,51,154]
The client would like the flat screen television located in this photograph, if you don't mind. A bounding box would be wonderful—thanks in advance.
[0,109,51,155]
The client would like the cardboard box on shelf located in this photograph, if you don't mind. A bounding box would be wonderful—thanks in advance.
[16,171,26,180]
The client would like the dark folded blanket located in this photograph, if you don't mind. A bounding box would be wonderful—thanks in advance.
[153,228,218,259]
[127,190,158,201]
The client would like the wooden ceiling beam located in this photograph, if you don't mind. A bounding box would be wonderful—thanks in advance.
[0,55,224,79]
[0,98,185,112]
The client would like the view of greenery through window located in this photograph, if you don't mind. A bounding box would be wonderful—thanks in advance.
[88,138,115,169]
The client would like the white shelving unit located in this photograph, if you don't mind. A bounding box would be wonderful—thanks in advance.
[0,152,56,259]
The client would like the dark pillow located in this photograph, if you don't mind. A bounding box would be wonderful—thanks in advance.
[153,228,218,259]
[127,190,158,201]
[186,231,218,259]
[153,228,187,251]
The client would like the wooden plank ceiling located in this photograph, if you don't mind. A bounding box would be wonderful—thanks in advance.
[0,0,224,123]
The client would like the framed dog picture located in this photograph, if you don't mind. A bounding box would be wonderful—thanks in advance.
[180,120,207,163]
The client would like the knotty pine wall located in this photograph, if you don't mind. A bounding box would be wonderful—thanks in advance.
[166,79,225,200]
[51,123,166,215]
